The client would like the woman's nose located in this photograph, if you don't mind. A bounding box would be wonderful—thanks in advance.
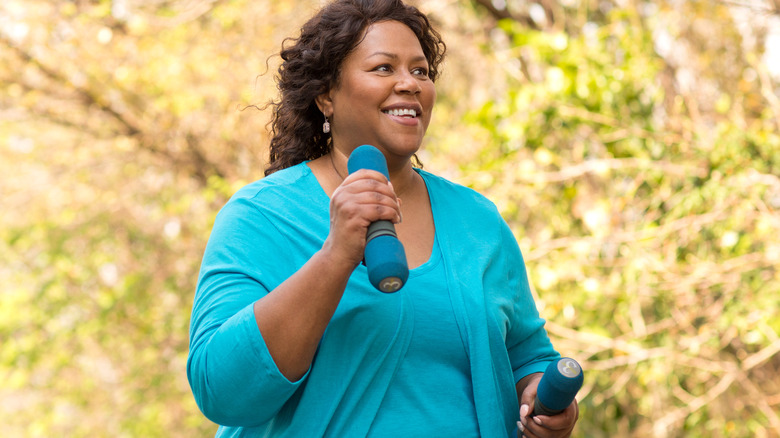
[394,71,422,94]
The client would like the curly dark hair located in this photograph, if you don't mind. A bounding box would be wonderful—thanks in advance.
[265,0,446,176]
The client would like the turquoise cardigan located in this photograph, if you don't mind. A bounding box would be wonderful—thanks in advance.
[187,163,559,437]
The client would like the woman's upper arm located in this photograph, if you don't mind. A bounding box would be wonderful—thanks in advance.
[187,197,305,426]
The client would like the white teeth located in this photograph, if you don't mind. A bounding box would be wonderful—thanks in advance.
[385,108,417,117]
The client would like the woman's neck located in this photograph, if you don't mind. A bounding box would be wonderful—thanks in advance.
[328,149,419,199]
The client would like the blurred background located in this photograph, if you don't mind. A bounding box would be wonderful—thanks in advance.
[1,0,779,436]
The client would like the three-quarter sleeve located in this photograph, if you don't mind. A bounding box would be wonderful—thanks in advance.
[497,219,561,382]
[186,195,309,426]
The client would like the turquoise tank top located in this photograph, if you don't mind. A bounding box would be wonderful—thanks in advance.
[368,235,479,436]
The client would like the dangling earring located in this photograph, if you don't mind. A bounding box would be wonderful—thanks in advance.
[323,115,331,134]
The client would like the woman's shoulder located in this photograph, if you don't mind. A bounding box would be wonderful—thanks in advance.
[217,162,321,219]
[417,168,498,213]
[230,162,314,202]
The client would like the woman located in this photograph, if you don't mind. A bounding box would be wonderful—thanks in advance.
[187,0,579,436]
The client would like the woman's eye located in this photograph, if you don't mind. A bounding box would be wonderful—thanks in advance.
[374,65,392,72]
[412,67,429,76]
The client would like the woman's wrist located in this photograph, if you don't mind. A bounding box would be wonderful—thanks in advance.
[316,239,362,277]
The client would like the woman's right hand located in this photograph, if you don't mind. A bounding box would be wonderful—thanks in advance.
[323,169,401,269]
[247,168,401,382]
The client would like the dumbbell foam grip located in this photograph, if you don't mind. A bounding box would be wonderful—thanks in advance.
[533,357,584,416]
[346,145,409,293]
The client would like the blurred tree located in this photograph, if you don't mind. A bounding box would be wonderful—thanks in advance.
[449,0,780,437]
[0,0,303,436]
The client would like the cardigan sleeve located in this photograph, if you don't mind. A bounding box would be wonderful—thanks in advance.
[187,195,309,427]
[498,219,561,382]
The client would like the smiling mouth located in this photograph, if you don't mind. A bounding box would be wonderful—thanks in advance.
[383,108,418,118]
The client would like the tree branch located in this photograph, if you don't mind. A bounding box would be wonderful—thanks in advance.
[0,34,143,138]
[471,0,540,30]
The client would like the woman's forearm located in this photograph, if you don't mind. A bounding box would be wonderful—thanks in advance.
[252,246,356,380]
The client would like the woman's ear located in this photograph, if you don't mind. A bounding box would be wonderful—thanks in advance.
[315,91,333,117]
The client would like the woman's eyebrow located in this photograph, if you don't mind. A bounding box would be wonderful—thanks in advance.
[367,51,427,63]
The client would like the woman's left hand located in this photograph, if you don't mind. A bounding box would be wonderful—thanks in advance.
[516,374,579,438]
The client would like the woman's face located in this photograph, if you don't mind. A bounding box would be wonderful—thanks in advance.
[318,20,436,164]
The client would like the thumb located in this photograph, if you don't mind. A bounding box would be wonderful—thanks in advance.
[519,376,541,419]
[521,384,537,406]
